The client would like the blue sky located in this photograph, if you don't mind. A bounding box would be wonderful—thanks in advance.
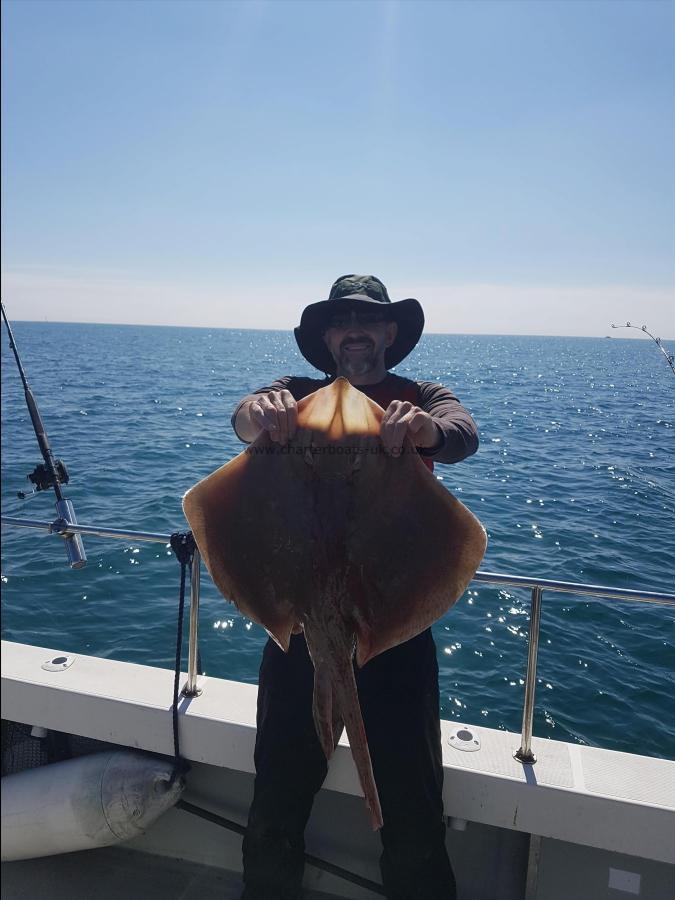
[2,0,673,335]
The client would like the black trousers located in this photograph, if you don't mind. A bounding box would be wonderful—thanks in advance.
[241,629,457,900]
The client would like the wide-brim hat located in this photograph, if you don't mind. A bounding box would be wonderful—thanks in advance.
[294,274,425,374]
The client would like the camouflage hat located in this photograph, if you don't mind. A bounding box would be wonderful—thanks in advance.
[294,274,425,374]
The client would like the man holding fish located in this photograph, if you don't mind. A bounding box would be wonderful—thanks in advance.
[229,275,481,899]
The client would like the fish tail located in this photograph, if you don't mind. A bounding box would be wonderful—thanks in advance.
[333,665,384,831]
[331,711,344,751]
[312,665,336,760]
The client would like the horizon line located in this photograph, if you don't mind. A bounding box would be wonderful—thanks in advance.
[3,318,674,343]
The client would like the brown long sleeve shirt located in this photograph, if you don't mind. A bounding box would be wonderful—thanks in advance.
[232,372,478,466]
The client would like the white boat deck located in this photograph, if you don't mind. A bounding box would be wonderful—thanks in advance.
[2,846,345,900]
[2,640,674,899]
[3,641,673,861]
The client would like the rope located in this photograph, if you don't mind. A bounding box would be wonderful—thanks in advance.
[169,530,196,781]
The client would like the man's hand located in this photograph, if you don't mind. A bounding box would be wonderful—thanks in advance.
[380,400,443,456]
[248,390,298,444]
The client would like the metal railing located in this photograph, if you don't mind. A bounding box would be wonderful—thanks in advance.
[1,515,203,698]
[471,571,675,761]
[3,513,675,761]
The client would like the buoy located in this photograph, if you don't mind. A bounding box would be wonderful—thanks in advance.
[1,749,184,861]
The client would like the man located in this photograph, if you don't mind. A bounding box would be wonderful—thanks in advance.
[232,275,479,900]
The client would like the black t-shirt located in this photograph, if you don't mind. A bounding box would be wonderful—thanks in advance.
[231,372,478,465]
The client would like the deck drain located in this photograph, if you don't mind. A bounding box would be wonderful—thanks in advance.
[42,654,76,672]
[448,726,481,752]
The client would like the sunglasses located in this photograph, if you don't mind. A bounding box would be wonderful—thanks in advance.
[325,311,390,330]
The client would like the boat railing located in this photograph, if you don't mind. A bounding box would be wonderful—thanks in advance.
[3,514,675,764]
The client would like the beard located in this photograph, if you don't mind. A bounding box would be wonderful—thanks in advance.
[337,341,377,376]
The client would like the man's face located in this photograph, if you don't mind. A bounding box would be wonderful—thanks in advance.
[322,308,398,378]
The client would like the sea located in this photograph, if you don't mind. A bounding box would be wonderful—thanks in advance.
[1,322,674,760]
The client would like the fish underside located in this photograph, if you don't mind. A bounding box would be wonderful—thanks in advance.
[182,378,487,830]
[301,474,383,828]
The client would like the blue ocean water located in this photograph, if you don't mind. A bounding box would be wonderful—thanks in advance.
[1,323,674,760]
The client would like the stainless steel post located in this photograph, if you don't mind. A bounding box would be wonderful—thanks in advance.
[515,585,543,764]
[183,546,202,697]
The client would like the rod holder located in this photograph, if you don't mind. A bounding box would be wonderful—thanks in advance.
[183,547,202,697]
[54,499,87,569]
[514,585,543,764]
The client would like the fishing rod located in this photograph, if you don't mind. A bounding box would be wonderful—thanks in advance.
[1,301,86,569]
[610,321,675,375]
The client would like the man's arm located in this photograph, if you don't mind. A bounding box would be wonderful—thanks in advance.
[232,377,299,444]
[415,381,479,464]
[232,376,330,444]
[232,400,266,443]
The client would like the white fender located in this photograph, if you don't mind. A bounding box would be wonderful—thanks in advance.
[1,750,184,861]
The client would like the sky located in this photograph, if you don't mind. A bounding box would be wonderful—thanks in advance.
[1,0,674,337]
